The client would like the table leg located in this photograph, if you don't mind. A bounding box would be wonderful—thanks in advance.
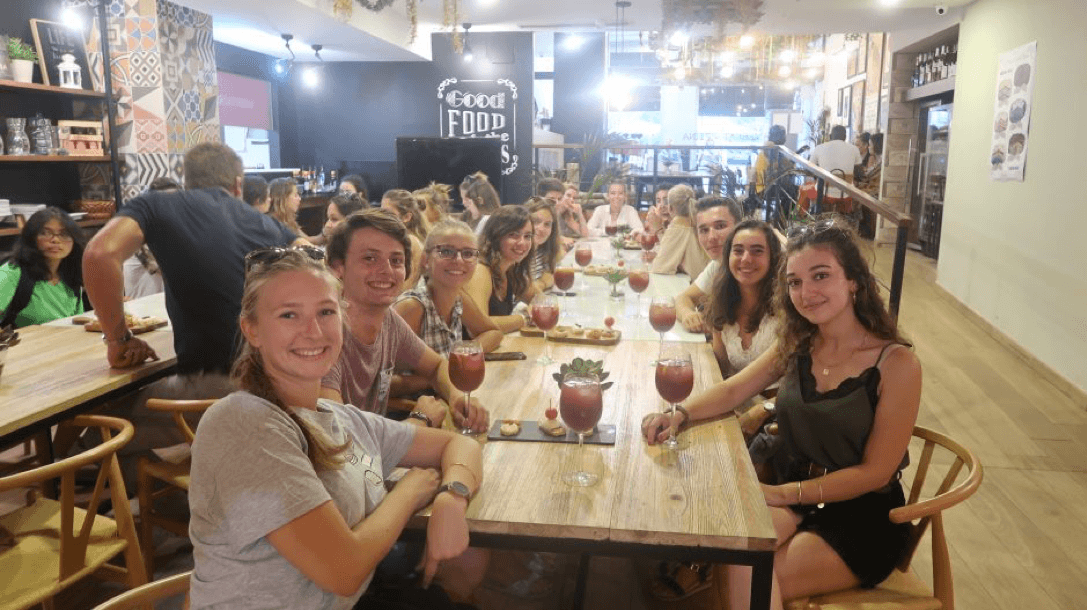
[571,553,591,610]
[749,552,775,610]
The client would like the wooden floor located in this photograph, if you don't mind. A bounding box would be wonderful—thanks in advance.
[7,243,1087,609]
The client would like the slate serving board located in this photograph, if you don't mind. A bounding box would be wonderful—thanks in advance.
[486,421,616,445]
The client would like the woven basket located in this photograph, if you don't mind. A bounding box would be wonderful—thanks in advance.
[78,199,115,220]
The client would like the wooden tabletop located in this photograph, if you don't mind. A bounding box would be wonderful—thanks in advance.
[0,294,177,440]
[439,335,776,558]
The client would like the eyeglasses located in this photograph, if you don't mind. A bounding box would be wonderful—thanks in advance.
[245,245,326,273]
[37,230,73,242]
[429,246,479,261]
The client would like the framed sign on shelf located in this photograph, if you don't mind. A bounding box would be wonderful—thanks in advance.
[29,19,93,89]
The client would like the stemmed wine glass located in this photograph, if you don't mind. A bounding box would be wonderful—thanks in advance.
[655,343,694,451]
[627,263,650,320]
[574,243,593,295]
[448,339,485,435]
[648,296,677,354]
[530,293,560,365]
[559,374,604,487]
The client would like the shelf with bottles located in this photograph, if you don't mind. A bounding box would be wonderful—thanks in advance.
[912,42,957,88]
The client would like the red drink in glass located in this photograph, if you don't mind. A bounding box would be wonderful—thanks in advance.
[640,233,658,251]
[628,270,650,293]
[531,304,560,331]
[559,377,603,434]
[449,351,485,393]
[575,247,593,267]
[554,268,576,292]
[605,224,618,236]
[655,359,694,404]
[649,304,677,333]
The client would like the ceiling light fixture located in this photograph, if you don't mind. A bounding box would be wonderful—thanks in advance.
[564,34,584,51]
[739,34,755,49]
[60,7,83,30]
[302,66,320,89]
[461,23,474,62]
[312,44,323,61]
[779,48,796,63]
[275,34,295,76]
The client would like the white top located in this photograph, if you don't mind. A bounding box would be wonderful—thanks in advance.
[719,315,780,387]
[693,259,721,294]
[586,204,644,237]
[122,254,164,299]
[473,214,491,237]
[810,140,862,198]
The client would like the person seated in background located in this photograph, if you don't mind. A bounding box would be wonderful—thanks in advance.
[123,177,179,300]
[338,173,369,203]
[554,183,588,242]
[321,191,368,242]
[809,125,862,215]
[856,133,883,195]
[586,181,644,236]
[462,205,538,333]
[537,177,565,203]
[381,189,430,291]
[82,143,304,485]
[0,207,88,328]
[188,249,486,608]
[243,175,270,213]
[321,208,490,432]
[459,171,501,235]
[526,197,565,293]
[650,184,709,279]
[393,219,503,399]
[268,177,316,243]
[644,218,920,610]
[755,124,788,196]
[414,182,452,225]
[674,196,742,332]
[643,187,672,237]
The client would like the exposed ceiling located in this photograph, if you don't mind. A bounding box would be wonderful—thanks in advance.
[176,0,973,62]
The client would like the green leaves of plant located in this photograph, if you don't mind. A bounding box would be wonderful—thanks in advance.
[552,357,614,392]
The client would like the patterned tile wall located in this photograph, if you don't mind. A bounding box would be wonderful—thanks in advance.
[67,0,220,202]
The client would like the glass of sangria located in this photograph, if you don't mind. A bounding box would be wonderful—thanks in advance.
[559,374,604,487]
[604,223,618,236]
[627,264,650,320]
[449,340,485,435]
[554,267,576,298]
[655,343,694,451]
[529,293,561,365]
[648,296,677,353]
[574,244,593,293]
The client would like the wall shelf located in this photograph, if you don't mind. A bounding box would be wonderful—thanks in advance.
[905,76,956,101]
[0,155,111,163]
[0,79,106,98]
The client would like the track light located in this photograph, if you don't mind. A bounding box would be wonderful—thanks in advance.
[312,44,323,61]
[276,34,295,77]
[462,23,473,62]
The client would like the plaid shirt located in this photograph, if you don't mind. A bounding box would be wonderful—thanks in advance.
[396,285,463,357]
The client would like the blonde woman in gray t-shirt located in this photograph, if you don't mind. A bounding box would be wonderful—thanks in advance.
[188,249,483,609]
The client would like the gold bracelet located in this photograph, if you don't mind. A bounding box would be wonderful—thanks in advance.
[797,480,804,505]
[448,462,479,488]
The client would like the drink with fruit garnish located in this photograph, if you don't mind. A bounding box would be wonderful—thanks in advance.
[449,340,485,435]
[559,375,604,486]
[655,344,693,450]
[627,267,650,320]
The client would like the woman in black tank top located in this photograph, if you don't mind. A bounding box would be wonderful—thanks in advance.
[641,217,922,607]
[462,205,540,333]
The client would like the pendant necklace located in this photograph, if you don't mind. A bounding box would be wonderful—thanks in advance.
[818,335,866,376]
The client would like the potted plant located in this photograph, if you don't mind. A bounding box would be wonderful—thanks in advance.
[7,37,37,83]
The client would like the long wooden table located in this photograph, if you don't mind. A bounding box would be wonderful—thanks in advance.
[412,335,777,609]
[0,293,177,443]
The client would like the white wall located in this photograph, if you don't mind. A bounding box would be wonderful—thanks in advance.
[939,0,1087,392]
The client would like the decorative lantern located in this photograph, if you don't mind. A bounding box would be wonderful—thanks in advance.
[57,53,82,89]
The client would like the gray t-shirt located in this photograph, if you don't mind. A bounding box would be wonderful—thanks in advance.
[188,391,416,610]
[322,309,427,415]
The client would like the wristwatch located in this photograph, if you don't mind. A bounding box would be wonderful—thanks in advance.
[103,329,134,344]
[407,410,433,427]
[436,481,472,502]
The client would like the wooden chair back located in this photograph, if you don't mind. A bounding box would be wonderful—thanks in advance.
[892,426,984,607]
[144,398,216,444]
[91,571,191,610]
[0,415,147,603]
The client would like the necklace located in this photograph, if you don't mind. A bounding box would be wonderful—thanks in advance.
[817,335,866,376]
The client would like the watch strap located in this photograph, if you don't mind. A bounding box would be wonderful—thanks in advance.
[104,329,134,344]
[407,410,433,427]
[437,481,472,501]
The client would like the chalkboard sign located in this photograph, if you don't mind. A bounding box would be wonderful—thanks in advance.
[29,19,92,89]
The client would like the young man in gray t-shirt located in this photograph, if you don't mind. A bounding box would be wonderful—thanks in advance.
[320,209,489,432]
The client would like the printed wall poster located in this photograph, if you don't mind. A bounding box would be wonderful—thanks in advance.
[990,41,1036,181]
[438,77,519,176]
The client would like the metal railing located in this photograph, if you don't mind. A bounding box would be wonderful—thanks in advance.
[532,142,912,317]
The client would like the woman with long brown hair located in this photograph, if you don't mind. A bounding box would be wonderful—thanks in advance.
[458,171,501,234]
[525,197,564,293]
[643,217,921,610]
[462,205,538,333]
[381,189,430,291]
[267,177,310,242]
[188,248,484,609]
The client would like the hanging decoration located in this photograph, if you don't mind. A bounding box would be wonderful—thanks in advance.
[333,0,353,20]
[355,0,396,11]
[407,0,418,44]
[443,0,464,53]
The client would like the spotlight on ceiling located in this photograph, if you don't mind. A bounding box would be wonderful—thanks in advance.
[739,34,755,49]
[462,23,474,62]
[61,7,82,30]
[312,44,323,61]
[302,66,319,89]
[563,34,585,51]
[721,64,734,78]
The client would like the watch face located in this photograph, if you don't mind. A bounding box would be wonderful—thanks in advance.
[443,481,471,498]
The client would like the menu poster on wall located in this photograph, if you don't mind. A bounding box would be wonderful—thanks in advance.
[438,77,519,176]
[990,41,1037,182]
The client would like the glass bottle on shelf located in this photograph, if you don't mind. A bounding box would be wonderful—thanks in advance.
[5,118,30,156]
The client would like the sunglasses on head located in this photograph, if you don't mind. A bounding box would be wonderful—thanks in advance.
[245,246,326,273]
[787,217,847,240]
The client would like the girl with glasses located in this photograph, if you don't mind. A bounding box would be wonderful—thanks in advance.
[393,220,502,394]
[0,207,88,328]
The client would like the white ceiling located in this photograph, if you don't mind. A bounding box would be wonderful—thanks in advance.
[176,0,973,62]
